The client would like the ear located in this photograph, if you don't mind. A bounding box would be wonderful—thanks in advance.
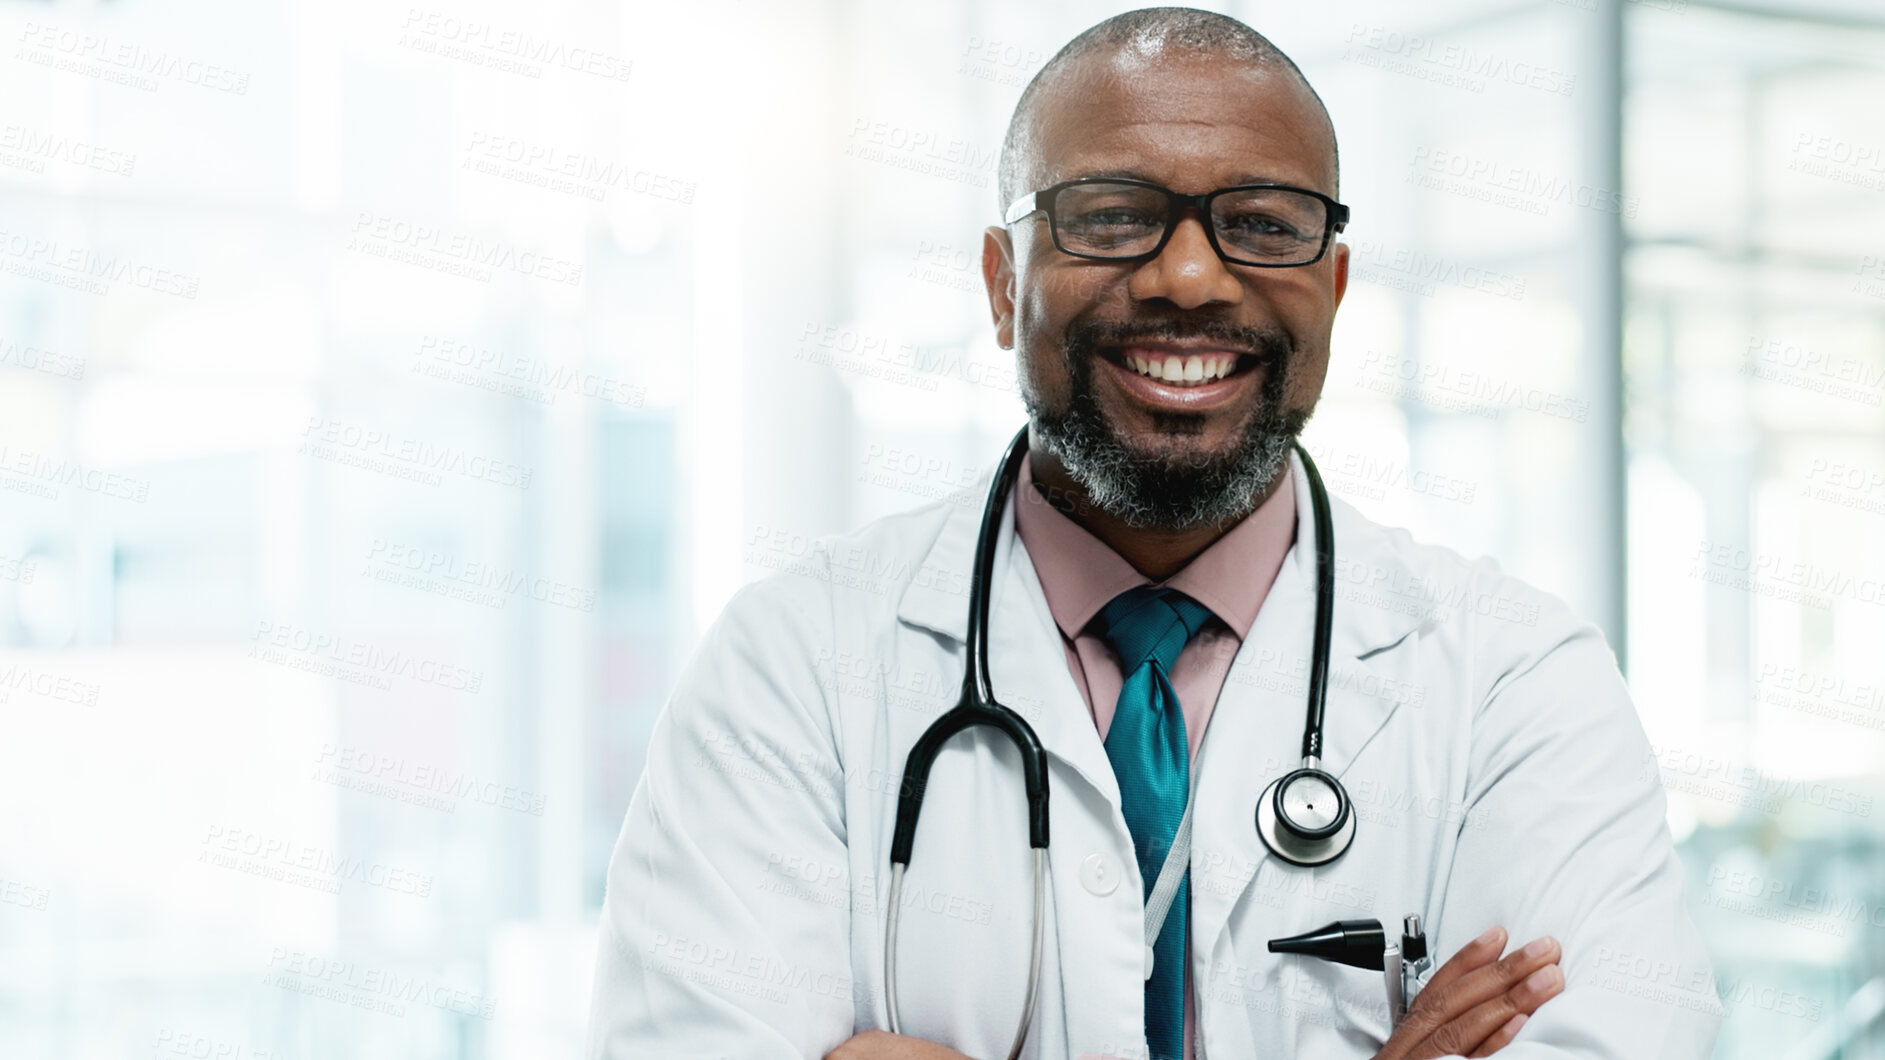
[1331,239,1350,313]
[982,225,1017,349]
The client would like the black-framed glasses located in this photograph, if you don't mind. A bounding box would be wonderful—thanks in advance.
[1003,177,1350,268]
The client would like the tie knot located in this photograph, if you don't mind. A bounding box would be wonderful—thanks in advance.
[1094,585,1216,677]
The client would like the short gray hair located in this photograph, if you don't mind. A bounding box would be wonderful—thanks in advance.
[996,7,1339,212]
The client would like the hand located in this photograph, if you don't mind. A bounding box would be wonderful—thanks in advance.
[824,1030,974,1060]
[1372,925,1564,1060]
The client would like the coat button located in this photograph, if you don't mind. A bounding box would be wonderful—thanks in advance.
[1080,853,1118,896]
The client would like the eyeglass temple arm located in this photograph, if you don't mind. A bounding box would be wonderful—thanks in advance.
[1002,192,1040,227]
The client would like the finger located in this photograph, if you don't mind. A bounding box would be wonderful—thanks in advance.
[1381,929,1504,1060]
[1419,925,1507,997]
[1467,1013,1528,1058]
[1430,963,1565,1059]
[1423,935,1560,1019]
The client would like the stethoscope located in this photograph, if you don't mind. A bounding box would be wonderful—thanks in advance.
[885,424,1354,1059]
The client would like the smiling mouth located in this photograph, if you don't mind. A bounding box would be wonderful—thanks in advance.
[1098,346,1262,387]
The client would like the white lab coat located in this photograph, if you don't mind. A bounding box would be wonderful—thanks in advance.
[586,447,1723,1060]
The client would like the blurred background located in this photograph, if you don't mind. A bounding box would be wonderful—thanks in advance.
[0,0,1881,1056]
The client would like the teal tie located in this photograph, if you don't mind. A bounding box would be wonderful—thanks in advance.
[1095,585,1215,1060]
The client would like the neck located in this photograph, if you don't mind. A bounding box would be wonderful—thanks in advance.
[1025,438,1285,581]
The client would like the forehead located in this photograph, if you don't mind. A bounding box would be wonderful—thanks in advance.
[1027,48,1333,195]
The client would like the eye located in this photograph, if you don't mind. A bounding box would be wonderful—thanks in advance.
[1074,206,1161,227]
[1219,211,1303,239]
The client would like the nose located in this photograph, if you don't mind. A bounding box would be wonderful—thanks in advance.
[1127,208,1244,310]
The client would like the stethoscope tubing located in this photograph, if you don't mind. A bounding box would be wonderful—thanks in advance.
[884,423,1348,1054]
[886,426,1044,1060]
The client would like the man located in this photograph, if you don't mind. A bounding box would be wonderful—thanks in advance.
[587,9,1721,1059]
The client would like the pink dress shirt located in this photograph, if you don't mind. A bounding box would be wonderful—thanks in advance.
[1011,453,1298,1060]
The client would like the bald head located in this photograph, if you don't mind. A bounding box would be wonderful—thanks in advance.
[996,7,1339,211]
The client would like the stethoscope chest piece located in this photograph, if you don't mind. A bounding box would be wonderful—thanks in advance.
[1255,762,1355,867]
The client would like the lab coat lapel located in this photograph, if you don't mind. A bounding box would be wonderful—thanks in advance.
[896,461,1122,806]
[1189,448,1429,958]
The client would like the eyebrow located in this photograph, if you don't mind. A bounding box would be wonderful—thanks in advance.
[1059,167,1304,189]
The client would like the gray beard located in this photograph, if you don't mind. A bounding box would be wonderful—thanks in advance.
[1023,320,1310,532]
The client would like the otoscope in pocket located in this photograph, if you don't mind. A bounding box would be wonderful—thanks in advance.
[1268,914,1434,1026]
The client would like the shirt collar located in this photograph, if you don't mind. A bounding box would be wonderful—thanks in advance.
[1012,453,1298,640]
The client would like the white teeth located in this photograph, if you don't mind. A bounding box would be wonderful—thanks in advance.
[1122,351,1241,386]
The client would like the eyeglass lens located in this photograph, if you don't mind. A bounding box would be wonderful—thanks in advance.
[1051,181,1329,265]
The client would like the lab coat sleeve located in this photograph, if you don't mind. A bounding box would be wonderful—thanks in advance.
[1429,587,1723,1059]
[586,570,854,1059]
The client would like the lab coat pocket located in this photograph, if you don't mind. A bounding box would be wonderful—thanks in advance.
[1297,957,1397,1055]
[1252,864,1401,1057]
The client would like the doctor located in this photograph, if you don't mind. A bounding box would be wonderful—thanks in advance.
[587,8,1721,1060]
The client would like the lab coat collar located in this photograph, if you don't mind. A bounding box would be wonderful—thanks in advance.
[896,442,1425,667]
[895,442,1427,796]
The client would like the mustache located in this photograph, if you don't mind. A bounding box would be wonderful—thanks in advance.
[1065,317,1294,363]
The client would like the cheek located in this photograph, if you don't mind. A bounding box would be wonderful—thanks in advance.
[1291,359,1330,405]
[1015,286,1068,366]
